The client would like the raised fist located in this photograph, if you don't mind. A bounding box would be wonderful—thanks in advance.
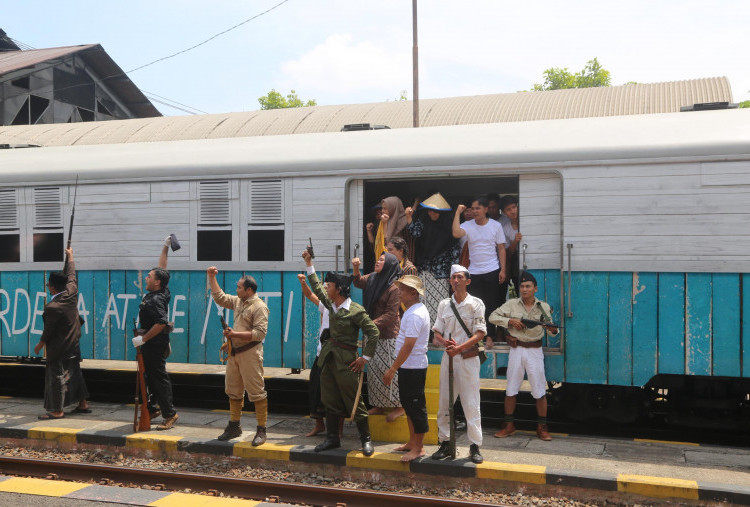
[352,257,361,269]
[456,204,466,214]
[206,266,219,276]
[405,207,413,218]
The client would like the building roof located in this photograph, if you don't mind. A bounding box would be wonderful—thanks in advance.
[0,76,732,147]
[0,44,160,118]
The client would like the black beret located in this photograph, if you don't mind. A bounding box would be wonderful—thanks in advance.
[519,271,537,286]
[325,271,353,287]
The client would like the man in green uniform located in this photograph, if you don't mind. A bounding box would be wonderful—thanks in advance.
[302,249,380,456]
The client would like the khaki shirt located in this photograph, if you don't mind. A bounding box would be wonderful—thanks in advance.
[489,297,558,342]
[211,289,269,347]
[432,294,487,345]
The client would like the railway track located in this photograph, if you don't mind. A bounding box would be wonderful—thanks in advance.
[0,455,501,507]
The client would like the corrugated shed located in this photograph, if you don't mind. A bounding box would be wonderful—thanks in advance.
[0,45,92,74]
[0,77,732,147]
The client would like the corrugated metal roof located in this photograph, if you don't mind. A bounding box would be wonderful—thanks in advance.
[0,45,161,118]
[0,77,732,147]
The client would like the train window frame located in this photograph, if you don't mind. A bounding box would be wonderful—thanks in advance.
[194,180,236,262]
[243,179,287,263]
[0,187,21,263]
[32,186,64,263]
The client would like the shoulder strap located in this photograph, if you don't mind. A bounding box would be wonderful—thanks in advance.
[449,299,473,338]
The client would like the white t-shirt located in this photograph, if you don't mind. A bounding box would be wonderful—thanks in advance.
[501,220,517,248]
[394,302,431,369]
[316,302,329,357]
[460,219,506,274]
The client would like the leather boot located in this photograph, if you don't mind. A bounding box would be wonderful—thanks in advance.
[251,425,267,446]
[314,414,341,452]
[356,419,374,457]
[536,423,552,441]
[217,420,242,441]
[494,421,516,438]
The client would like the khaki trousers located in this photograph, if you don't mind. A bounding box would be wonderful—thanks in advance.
[225,344,266,402]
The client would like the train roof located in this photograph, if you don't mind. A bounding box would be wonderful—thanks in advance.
[0,77,732,147]
[1,109,749,185]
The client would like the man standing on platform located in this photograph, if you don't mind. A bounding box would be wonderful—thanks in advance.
[431,264,487,464]
[207,267,269,445]
[131,236,179,430]
[489,271,558,441]
[384,275,431,462]
[35,247,90,419]
[301,249,380,456]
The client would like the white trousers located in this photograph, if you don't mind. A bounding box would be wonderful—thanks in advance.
[506,346,547,399]
[437,352,482,446]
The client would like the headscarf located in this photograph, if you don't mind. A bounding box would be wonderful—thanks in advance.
[362,253,402,315]
[374,197,407,259]
[414,208,456,266]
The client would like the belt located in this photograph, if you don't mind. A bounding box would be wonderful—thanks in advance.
[331,338,357,351]
[512,339,542,348]
[232,340,261,355]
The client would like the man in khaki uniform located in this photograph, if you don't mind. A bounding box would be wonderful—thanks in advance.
[207,267,269,445]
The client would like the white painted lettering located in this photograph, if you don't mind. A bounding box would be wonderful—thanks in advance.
[117,294,137,330]
[30,291,47,335]
[0,289,10,336]
[11,288,30,335]
[103,292,120,330]
[171,295,186,333]
[78,293,90,335]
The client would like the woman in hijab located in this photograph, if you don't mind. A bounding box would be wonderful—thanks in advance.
[352,252,404,421]
[405,193,460,322]
[374,196,409,261]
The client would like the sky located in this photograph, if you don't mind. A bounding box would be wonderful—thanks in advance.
[3,0,749,116]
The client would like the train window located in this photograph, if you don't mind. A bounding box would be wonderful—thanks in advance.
[198,181,232,261]
[247,179,284,261]
[33,186,64,262]
[0,188,20,262]
[197,230,232,261]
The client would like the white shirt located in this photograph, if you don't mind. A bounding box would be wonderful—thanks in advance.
[432,294,487,345]
[316,302,329,356]
[501,220,518,248]
[394,302,431,369]
[460,219,506,274]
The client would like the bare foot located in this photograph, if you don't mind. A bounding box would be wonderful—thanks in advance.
[400,448,425,462]
[368,407,385,415]
[385,407,405,422]
[305,420,325,437]
[393,443,412,452]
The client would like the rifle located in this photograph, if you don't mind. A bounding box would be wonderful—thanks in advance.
[133,318,151,432]
[520,318,563,330]
[447,333,456,459]
[219,313,233,363]
[63,175,79,271]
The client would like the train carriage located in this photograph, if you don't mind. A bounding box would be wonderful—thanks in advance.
[1,107,749,427]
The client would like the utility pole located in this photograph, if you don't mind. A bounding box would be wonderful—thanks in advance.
[412,0,419,128]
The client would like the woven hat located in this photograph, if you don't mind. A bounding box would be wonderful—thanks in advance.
[419,192,451,211]
[396,274,424,295]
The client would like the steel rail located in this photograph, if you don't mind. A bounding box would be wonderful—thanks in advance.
[0,455,501,507]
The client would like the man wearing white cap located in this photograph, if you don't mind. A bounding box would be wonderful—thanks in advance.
[430,264,487,464]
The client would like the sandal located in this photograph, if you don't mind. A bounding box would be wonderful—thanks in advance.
[38,412,65,420]
[72,407,92,414]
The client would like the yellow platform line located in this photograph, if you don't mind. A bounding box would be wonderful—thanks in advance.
[126,433,183,452]
[233,442,292,460]
[617,474,699,500]
[149,492,261,506]
[28,426,85,444]
[476,462,546,484]
[346,451,410,472]
[211,409,255,414]
[634,438,700,447]
[0,395,12,399]
[0,476,88,496]
[515,430,568,437]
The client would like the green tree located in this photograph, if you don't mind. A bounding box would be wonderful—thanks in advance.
[532,58,611,91]
[258,89,317,109]
[740,100,750,108]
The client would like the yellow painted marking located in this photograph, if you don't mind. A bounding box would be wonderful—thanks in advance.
[515,430,568,437]
[425,364,440,389]
[0,395,12,399]
[634,438,700,447]
[149,491,261,506]
[233,442,292,460]
[617,474,699,500]
[28,426,85,443]
[368,414,438,445]
[0,476,89,496]
[210,409,255,414]
[126,433,183,452]
[346,451,411,472]
[476,462,546,484]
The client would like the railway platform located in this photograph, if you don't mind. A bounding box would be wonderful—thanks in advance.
[2,390,750,505]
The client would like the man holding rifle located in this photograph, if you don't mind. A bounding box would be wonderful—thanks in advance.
[35,247,90,419]
[131,237,179,430]
[430,264,486,464]
[207,267,269,445]
[489,271,559,441]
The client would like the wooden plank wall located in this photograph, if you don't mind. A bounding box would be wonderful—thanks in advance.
[563,161,750,273]
[519,173,561,270]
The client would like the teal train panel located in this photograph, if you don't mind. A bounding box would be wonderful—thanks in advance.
[712,273,740,377]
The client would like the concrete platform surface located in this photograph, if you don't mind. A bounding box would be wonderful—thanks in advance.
[2,395,750,505]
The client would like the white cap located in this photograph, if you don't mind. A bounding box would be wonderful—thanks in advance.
[450,264,469,277]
